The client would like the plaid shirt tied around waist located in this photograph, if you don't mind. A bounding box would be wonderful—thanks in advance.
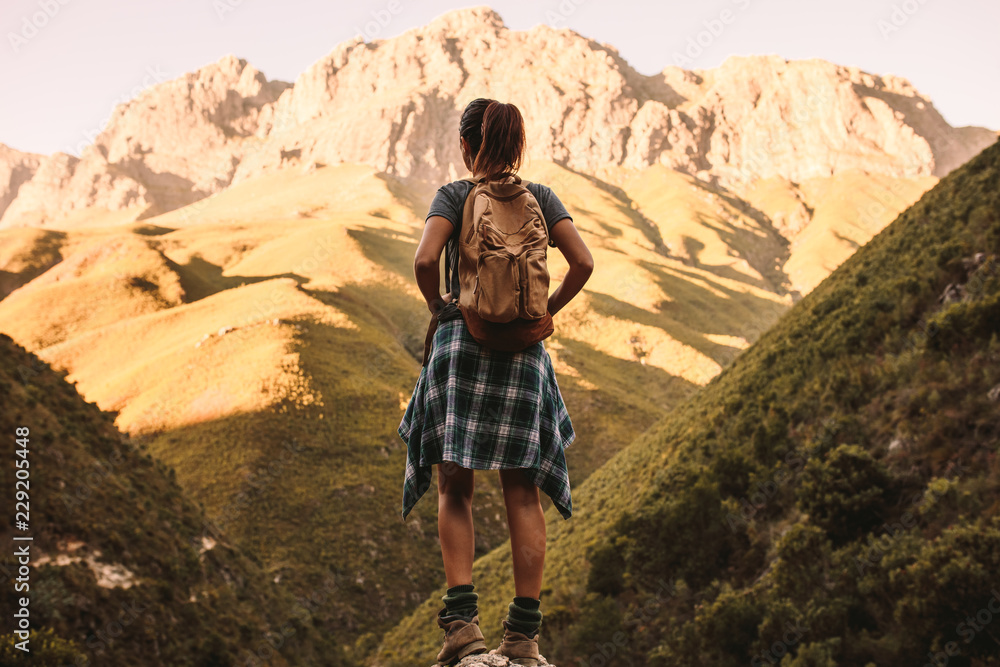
[398,311,575,520]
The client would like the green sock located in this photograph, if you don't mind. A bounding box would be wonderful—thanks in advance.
[442,584,478,620]
[506,596,542,637]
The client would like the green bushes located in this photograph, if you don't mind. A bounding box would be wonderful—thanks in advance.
[796,444,892,545]
[615,471,749,592]
[554,139,1000,666]
[0,628,84,665]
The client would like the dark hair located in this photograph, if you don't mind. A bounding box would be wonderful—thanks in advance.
[459,98,526,181]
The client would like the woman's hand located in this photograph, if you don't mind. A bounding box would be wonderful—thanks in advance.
[429,292,454,315]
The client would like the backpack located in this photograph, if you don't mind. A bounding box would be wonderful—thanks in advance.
[444,175,554,353]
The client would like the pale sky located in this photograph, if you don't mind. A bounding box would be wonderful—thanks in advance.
[2,0,997,157]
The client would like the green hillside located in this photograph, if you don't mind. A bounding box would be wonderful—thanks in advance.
[375,140,1000,666]
[0,334,345,666]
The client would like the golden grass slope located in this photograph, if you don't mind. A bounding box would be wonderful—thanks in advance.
[740,170,937,293]
[0,226,65,298]
[620,165,792,294]
[0,230,186,349]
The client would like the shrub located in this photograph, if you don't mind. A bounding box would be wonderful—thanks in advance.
[796,444,891,545]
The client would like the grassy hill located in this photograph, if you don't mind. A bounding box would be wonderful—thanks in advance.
[0,158,939,655]
[0,334,344,666]
[374,140,1000,665]
[739,170,937,293]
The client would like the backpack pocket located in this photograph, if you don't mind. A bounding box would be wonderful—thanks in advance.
[519,248,549,319]
[475,250,520,322]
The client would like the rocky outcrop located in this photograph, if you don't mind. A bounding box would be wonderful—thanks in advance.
[437,652,554,666]
[231,7,995,190]
[2,6,995,228]
[0,143,43,221]
[0,55,290,228]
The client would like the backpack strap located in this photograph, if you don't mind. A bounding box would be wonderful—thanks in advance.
[444,179,478,297]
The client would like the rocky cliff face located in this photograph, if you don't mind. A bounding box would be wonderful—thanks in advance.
[0,144,42,218]
[1,6,995,228]
[0,55,289,227]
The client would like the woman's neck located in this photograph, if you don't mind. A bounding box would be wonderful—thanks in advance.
[471,171,514,183]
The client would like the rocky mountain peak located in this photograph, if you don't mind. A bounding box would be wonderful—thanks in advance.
[1,7,995,228]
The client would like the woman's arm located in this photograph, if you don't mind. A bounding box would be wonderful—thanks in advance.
[414,215,457,314]
[547,218,594,316]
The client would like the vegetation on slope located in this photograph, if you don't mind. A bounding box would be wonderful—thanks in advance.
[0,335,344,666]
[377,140,999,665]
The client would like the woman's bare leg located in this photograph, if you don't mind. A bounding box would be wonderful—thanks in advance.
[499,468,546,599]
[438,462,476,587]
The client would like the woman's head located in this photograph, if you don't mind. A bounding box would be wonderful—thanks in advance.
[459,98,525,181]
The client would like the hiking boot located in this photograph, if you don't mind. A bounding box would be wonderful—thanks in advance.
[436,608,488,666]
[488,619,540,666]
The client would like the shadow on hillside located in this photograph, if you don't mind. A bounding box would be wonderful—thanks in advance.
[123,160,212,222]
[651,261,789,339]
[130,223,175,236]
[0,228,66,301]
[833,230,861,250]
[304,276,696,484]
[682,236,705,265]
[164,254,306,303]
[587,260,789,365]
[134,396,459,642]
[303,280,428,365]
[346,224,421,286]
[682,217,791,294]
[587,290,742,366]
[556,163,675,258]
[549,332,701,482]
[685,177,794,294]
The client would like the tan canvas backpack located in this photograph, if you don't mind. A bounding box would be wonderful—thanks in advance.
[450,175,554,352]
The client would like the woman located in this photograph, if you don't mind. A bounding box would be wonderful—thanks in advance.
[398,98,594,666]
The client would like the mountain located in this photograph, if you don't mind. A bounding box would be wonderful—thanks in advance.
[0,55,290,229]
[0,6,997,661]
[0,334,344,665]
[377,136,1000,665]
[0,7,994,231]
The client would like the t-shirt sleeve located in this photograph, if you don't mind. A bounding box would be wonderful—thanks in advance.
[425,183,465,230]
[532,184,574,248]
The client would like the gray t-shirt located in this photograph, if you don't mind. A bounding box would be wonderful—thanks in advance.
[426,179,573,297]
